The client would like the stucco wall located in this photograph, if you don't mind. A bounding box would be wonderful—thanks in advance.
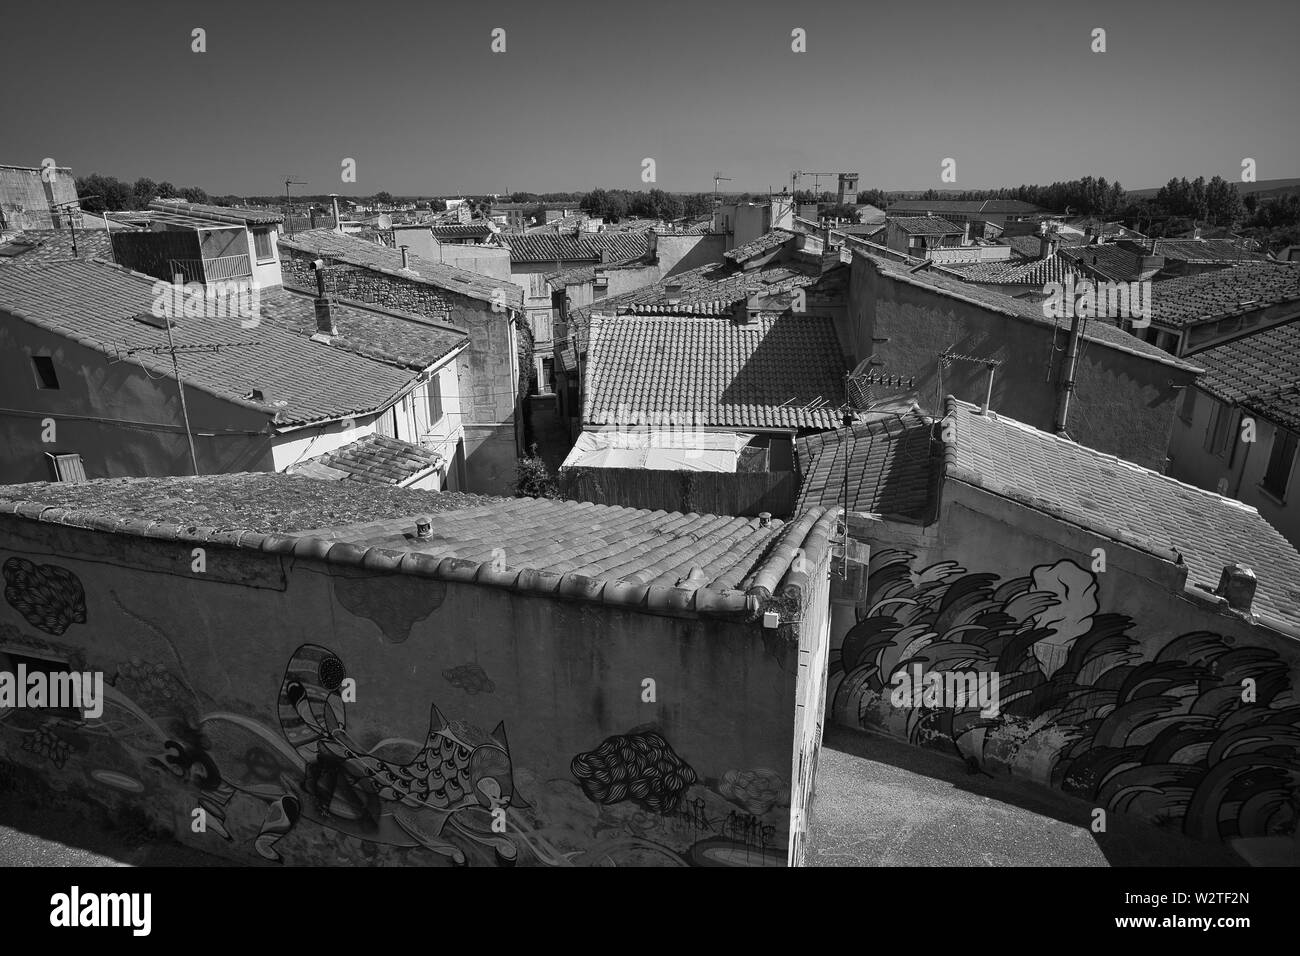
[846,256,1192,472]
[0,315,278,482]
[832,481,1300,860]
[0,515,814,866]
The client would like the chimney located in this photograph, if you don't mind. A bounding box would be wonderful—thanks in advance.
[1216,563,1257,613]
[1038,232,1058,260]
[399,244,411,270]
[1193,226,1202,240]
[1084,225,1095,244]
[312,259,336,336]
[665,282,683,305]
[415,517,433,539]
[646,229,658,262]
[758,512,771,528]
[330,194,342,231]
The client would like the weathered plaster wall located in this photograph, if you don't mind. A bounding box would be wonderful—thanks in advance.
[0,315,277,483]
[833,481,1300,862]
[846,256,1192,472]
[0,516,807,866]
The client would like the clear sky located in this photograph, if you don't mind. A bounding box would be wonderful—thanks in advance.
[3,0,1296,196]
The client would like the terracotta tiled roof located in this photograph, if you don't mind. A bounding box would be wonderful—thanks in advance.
[256,287,467,370]
[1058,243,1152,282]
[889,200,1045,215]
[0,259,416,428]
[1187,318,1300,404]
[1244,385,1300,431]
[585,313,847,429]
[945,397,1300,630]
[1148,263,1300,328]
[1002,235,1053,259]
[506,232,651,263]
[280,229,522,309]
[0,229,116,267]
[941,252,1082,286]
[148,199,283,225]
[290,434,443,486]
[796,409,942,519]
[1151,238,1270,263]
[889,216,964,235]
[429,222,497,240]
[724,228,795,263]
[0,474,841,621]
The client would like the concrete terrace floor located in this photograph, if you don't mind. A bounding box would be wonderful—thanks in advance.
[808,725,1245,867]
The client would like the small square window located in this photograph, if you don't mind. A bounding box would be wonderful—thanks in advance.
[32,355,59,389]
[1262,429,1298,500]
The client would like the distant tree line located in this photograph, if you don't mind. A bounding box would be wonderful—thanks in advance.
[577,188,713,223]
[73,173,212,214]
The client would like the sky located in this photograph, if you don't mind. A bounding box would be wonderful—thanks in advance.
[3,0,1297,197]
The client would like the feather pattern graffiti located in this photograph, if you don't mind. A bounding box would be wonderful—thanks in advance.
[830,549,1300,858]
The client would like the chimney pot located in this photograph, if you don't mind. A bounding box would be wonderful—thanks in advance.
[400,245,410,269]
[1216,563,1257,613]
[758,512,772,527]
[415,517,433,539]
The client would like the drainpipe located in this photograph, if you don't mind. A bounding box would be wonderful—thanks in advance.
[1231,407,1253,497]
[1054,311,1083,433]
[981,362,996,415]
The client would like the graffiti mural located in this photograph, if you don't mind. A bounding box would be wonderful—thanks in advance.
[0,555,796,866]
[831,549,1300,860]
[3,557,87,635]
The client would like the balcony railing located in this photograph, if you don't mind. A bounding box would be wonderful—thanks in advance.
[168,254,252,284]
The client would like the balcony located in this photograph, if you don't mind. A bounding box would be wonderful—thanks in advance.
[167,254,252,284]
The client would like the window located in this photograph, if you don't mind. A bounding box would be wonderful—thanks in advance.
[1204,401,1234,457]
[253,229,274,261]
[1178,387,1199,425]
[46,452,86,483]
[1262,428,1298,500]
[426,373,444,428]
[32,355,59,389]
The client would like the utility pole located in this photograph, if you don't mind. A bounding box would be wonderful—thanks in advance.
[1054,309,1086,435]
[284,177,306,235]
[115,329,263,476]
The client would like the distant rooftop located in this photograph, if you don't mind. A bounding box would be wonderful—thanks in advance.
[888,216,964,236]
[506,232,652,264]
[0,474,841,621]
[280,229,523,310]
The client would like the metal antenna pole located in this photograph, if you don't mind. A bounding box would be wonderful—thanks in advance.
[163,311,201,474]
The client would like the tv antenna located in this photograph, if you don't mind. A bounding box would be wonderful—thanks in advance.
[712,171,732,207]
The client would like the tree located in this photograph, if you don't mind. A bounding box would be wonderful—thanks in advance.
[371,191,395,207]
[179,185,209,204]
[131,177,158,209]
[822,203,860,223]
[74,173,132,213]
[681,193,712,218]
[156,182,178,200]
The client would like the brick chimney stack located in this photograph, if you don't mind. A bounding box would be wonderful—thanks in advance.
[312,258,335,336]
